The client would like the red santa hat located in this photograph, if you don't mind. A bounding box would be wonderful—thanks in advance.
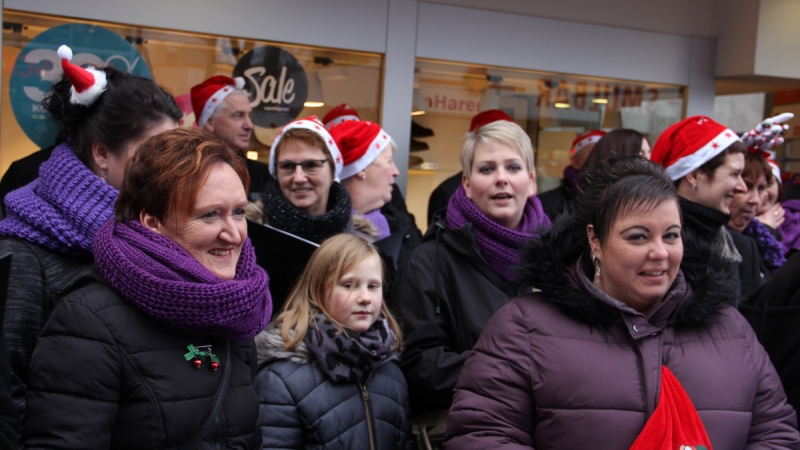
[57,45,108,106]
[651,116,740,181]
[329,120,392,180]
[270,116,343,180]
[571,130,606,155]
[190,75,246,127]
[467,109,513,135]
[322,104,361,130]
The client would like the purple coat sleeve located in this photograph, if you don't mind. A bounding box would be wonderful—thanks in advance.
[739,313,800,448]
[444,300,535,449]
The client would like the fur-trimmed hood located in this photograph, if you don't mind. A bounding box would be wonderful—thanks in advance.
[516,215,738,329]
[254,322,312,366]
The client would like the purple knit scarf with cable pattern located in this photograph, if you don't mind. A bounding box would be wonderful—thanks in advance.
[0,142,117,256]
[446,186,551,282]
[93,219,272,339]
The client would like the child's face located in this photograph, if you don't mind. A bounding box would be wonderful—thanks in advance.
[328,256,383,333]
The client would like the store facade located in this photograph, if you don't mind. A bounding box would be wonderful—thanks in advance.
[2,0,716,230]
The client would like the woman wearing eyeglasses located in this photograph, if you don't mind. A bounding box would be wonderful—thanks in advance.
[253,117,359,244]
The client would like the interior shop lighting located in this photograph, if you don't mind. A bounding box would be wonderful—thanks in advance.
[246,151,259,160]
[592,98,609,104]
[554,102,571,109]
[304,72,325,108]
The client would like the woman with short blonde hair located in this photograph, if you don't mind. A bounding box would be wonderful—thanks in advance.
[393,119,551,416]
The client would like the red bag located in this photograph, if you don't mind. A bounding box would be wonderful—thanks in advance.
[630,365,712,450]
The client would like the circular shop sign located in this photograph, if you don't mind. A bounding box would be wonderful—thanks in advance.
[233,46,308,129]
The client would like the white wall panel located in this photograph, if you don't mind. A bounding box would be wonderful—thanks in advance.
[416,2,694,86]
[687,37,716,117]
[7,0,389,53]
[381,0,419,193]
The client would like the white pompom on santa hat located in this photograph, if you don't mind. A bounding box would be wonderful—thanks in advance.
[57,45,108,106]
[651,115,740,181]
[270,116,344,180]
[190,75,246,127]
[329,120,391,180]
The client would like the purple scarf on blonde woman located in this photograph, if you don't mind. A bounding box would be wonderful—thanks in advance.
[93,219,272,339]
[447,186,551,282]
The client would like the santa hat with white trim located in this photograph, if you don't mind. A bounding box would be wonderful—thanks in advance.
[467,109,513,136]
[572,130,606,155]
[270,116,343,180]
[190,76,246,127]
[322,104,361,130]
[329,120,392,180]
[57,45,108,106]
[651,116,740,181]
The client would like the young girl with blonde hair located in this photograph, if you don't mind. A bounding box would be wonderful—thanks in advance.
[255,233,412,449]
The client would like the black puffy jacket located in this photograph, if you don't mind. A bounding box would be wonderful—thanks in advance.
[22,273,262,450]
[392,215,517,414]
[255,324,413,450]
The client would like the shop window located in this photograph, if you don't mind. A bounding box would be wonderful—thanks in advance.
[1,10,382,175]
[407,58,685,230]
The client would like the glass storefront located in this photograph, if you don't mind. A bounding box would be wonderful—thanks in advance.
[407,58,686,230]
[1,10,383,173]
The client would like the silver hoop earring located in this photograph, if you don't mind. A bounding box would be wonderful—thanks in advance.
[360,174,367,180]
[691,183,697,191]
[100,170,107,182]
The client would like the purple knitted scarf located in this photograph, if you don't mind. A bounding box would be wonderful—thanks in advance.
[446,186,551,282]
[744,218,786,273]
[93,220,272,339]
[779,199,800,255]
[0,142,117,256]
[357,208,391,239]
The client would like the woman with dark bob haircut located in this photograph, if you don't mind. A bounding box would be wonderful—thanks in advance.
[22,128,272,449]
[446,157,799,449]
[0,45,181,424]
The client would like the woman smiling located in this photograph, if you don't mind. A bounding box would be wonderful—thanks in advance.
[445,157,799,449]
[256,117,353,244]
[23,128,271,449]
[652,116,761,300]
[393,120,550,416]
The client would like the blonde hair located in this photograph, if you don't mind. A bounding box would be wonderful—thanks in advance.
[275,233,402,351]
[460,120,535,180]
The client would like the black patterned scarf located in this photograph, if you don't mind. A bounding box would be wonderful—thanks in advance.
[304,312,396,382]
[262,177,352,244]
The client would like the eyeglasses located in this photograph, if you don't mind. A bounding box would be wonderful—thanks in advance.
[276,158,328,176]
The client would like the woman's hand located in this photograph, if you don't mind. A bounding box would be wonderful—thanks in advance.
[757,203,785,229]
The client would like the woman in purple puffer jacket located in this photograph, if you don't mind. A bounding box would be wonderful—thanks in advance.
[445,157,799,449]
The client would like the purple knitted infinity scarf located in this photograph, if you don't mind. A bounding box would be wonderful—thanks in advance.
[744,218,786,273]
[93,220,272,339]
[0,142,117,256]
[356,208,391,239]
[447,186,551,282]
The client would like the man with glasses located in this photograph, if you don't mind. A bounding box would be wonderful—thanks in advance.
[191,76,271,201]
